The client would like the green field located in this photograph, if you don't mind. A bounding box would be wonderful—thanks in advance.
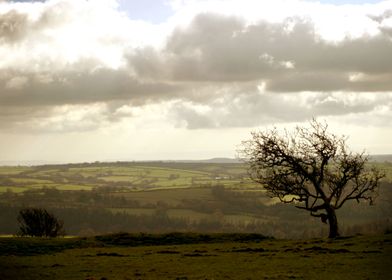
[1,161,391,238]
[0,233,391,279]
[1,161,390,193]
[0,162,251,193]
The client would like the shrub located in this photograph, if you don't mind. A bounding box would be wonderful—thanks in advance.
[17,208,65,237]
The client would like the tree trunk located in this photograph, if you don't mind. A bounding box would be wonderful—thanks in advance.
[326,207,339,238]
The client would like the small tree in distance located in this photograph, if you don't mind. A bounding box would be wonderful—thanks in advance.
[18,208,65,237]
[240,120,384,238]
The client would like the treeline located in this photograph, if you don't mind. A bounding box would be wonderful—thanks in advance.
[1,182,391,238]
[1,204,389,238]
[0,204,325,238]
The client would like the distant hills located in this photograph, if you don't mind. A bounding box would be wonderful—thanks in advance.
[171,158,242,164]
[0,155,391,166]
[369,154,392,163]
[0,160,61,166]
[171,155,392,164]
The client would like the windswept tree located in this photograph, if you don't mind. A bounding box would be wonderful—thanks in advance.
[240,120,384,238]
[17,208,65,237]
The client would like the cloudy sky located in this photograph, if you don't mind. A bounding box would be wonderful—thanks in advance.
[0,0,391,163]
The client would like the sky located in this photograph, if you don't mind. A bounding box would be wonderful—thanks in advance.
[0,0,391,163]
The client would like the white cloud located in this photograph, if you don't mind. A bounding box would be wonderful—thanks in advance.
[0,0,391,159]
[5,75,28,89]
[169,90,392,129]
[167,0,392,40]
[0,0,169,72]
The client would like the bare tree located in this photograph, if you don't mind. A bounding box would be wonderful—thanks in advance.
[240,120,384,238]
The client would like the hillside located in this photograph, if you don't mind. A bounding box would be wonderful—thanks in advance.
[0,161,391,238]
[370,154,392,163]
[0,233,391,279]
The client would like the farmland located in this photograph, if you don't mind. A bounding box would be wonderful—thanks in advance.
[1,161,391,193]
[0,161,252,192]
[0,161,391,238]
[0,232,391,280]
[1,161,392,279]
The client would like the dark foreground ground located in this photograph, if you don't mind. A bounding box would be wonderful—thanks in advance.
[0,233,391,280]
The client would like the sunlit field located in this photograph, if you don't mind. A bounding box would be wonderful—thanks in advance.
[1,162,391,238]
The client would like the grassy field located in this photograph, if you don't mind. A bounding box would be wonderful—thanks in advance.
[1,161,390,193]
[0,233,391,280]
[1,163,391,278]
[1,161,391,238]
[0,162,251,193]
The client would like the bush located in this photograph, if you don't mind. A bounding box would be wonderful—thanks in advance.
[17,208,65,237]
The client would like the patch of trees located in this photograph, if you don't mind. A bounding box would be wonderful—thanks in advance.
[17,208,64,237]
[211,185,266,214]
[1,197,390,238]
[0,179,391,238]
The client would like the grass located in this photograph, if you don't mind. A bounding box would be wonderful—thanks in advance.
[52,184,93,191]
[166,209,211,222]
[4,161,386,194]
[376,162,392,181]
[114,187,213,206]
[0,186,29,193]
[108,208,156,216]
[0,233,390,279]
[1,162,391,241]
[0,162,250,193]
[9,178,53,184]
[0,167,31,175]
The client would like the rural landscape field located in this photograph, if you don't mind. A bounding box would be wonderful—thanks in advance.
[1,160,392,238]
[1,232,391,280]
[2,0,392,279]
[1,159,392,279]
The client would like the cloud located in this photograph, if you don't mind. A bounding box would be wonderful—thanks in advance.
[0,0,165,71]
[169,87,392,129]
[130,13,392,91]
[0,0,391,132]
[0,67,184,133]
[0,9,29,42]
[0,68,182,107]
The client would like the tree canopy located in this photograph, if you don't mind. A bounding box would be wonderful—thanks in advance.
[240,120,384,238]
[17,208,64,238]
